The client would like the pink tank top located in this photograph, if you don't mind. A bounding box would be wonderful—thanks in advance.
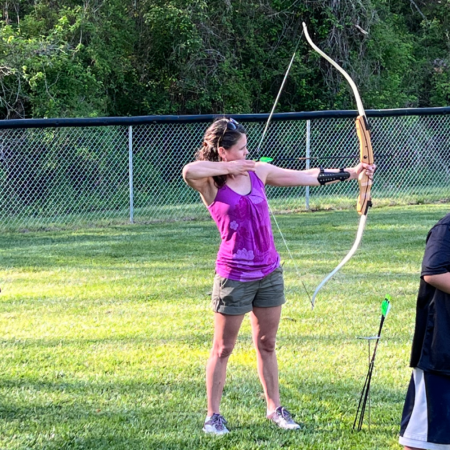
[208,171,280,281]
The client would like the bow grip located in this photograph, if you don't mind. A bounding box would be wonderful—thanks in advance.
[356,115,374,215]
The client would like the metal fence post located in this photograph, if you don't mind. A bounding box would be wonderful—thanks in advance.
[128,125,134,224]
[305,120,311,210]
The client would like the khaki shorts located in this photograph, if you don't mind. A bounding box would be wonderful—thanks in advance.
[211,266,285,315]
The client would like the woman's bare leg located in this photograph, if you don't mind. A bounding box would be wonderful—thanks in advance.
[250,306,282,413]
[206,312,245,416]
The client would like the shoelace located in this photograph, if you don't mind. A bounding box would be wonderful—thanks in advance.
[277,407,294,421]
[208,413,227,430]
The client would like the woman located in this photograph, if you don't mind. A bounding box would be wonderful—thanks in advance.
[182,117,375,435]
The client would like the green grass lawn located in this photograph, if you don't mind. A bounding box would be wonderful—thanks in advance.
[0,204,448,449]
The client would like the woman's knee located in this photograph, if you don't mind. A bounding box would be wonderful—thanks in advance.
[256,335,276,354]
[211,341,235,359]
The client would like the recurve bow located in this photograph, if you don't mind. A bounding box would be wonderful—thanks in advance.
[302,23,374,308]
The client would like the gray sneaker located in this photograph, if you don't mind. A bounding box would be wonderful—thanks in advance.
[268,406,301,430]
[203,413,229,435]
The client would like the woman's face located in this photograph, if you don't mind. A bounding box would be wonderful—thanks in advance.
[220,133,249,162]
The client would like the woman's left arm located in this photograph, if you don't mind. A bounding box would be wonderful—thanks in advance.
[256,162,375,187]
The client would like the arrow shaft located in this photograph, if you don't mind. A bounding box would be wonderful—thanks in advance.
[353,299,390,431]
[258,153,399,163]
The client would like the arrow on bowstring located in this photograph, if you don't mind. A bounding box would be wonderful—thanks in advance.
[302,22,375,308]
[258,155,356,163]
[353,295,392,431]
[257,153,396,164]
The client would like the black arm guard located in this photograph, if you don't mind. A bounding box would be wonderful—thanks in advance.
[317,167,351,185]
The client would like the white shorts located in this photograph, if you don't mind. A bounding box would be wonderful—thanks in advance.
[399,368,450,450]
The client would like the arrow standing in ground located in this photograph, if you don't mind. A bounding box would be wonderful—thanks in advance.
[353,295,391,431]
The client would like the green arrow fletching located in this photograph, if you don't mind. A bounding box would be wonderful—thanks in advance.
[259,156,274,163]
[381,295,391,317]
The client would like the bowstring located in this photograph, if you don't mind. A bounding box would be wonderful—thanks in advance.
[267,200,313,308]
[256,30,313,308]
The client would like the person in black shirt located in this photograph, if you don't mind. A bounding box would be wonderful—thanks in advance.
[399,213,450,450]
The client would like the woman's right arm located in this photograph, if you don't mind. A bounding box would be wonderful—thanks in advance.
[182,160,256,205]
[183,160,256,183]
[182,162,220,205]
[183,161,231,185]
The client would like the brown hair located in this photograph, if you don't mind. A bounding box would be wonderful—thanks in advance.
[195,117,247,188]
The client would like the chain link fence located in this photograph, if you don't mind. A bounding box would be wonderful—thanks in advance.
[1,109,449,230]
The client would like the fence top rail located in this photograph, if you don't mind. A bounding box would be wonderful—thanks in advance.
[1,107,450,129]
